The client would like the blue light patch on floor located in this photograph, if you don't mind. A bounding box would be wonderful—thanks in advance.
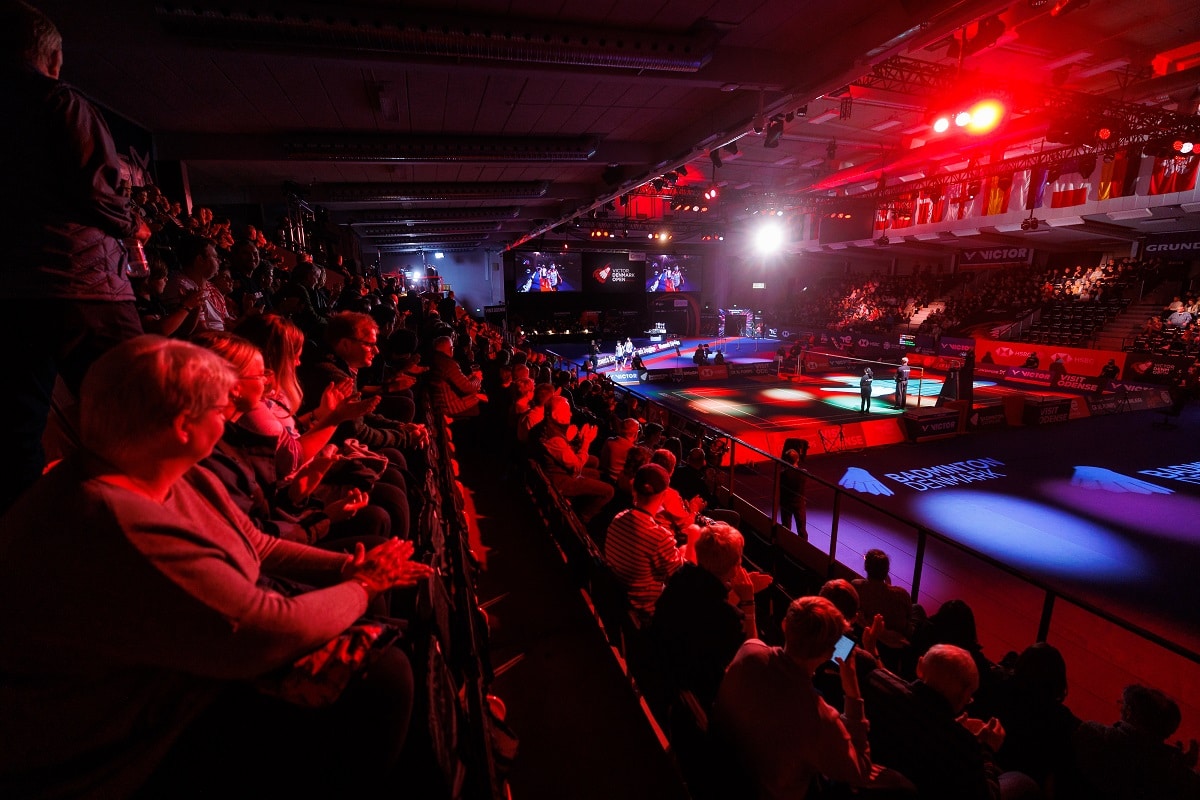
[916,490,1148,580]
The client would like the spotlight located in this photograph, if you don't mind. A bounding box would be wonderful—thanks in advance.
[933,116,951,133]
[1097,127,1112,141]
[724,142,739,156]
[703,185,719,200]
[796,105,808,118]
[753,112,766,135]
[651,178,665,191]
[710,150,723,168]
[664,171,679,185]
[676,165,689,176]
[754,222,785,254]
[1174,140,1195,154]
[955,111,972,127]
[876,234,890,246]
[827,140,837,160]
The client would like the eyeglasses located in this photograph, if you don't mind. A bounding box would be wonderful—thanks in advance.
[349,337,379,349]
[240,369,275,382]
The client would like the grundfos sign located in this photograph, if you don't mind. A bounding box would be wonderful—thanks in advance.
[958,247,1032,266]
[1143,232,1200,254]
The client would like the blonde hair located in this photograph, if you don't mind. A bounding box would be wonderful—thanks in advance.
[236,314,305,412]
[783,596,846,661]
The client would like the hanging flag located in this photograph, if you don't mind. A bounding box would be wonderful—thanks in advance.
[1026,166,1050,210]
[1097,149,1132,201]
[1149,155,1199,195]
[984,174,1013,216]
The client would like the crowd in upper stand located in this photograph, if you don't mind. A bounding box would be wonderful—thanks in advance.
[768,256,1164,341]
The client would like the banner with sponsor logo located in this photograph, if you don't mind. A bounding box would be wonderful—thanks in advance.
[1121,351,1193,385]
[902,407,961,441]
[697,364,730,381]
[957,246,1033,267]
[974,337,1123,378]
[1142,230,1200,256]
[937,337,976,358]
[1022,397,1073,425]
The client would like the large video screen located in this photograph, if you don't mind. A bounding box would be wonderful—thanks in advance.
[645,253,701,293]
[512,251,582,292]
[583,252,644,293]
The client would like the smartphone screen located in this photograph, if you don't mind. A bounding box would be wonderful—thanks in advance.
[832,634,856,662]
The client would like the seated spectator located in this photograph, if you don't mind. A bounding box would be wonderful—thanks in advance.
[613,444,653,506]
[912,598,1005,716]
[653,522,760,710]
[533,395,614,523]
[1072,684,1200,800]
[852,549,914,654]
[604,463,695,619]
[298,311,427,455]
[162,234,224,332]
[712,596,883,799]
[671,447,713,508]
[992,643,1081,792]
[1166,307,1193,328]
[599,417,640,483]
[426,334,487,419]
[134,257,198,337]
[651,448,707,535]
[865,644,1030,800]
[0,336,431,796]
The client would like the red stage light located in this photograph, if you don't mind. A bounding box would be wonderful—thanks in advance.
[1097,127,1112,141]
[954,111,972,127]
[933,116,951,134]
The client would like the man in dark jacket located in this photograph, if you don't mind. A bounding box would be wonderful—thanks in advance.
[0,1,150,510]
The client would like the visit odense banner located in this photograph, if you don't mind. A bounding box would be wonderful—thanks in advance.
[973,337,1125,378]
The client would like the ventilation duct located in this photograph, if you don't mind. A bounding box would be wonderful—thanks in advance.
[284,135,598,162]
[156,3,717,72]
[356,222,502,237]
[347,207,522,223]
[364,233,488,245]
[375,243,483,253]
[319,182,550,202]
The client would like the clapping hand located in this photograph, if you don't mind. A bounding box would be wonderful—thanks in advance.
[320,379,379,425]
[346,538,434,598]
[325,488,370,522]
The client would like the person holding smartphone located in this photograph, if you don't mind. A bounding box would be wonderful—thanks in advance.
[713,596,883,799]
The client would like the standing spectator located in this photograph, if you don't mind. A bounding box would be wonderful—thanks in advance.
[894,357,910,408]
[859,367,874,413]
[779,449,807,537]
[0,0,151,510]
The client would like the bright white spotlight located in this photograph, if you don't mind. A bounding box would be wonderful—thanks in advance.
[754,222,785,254]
